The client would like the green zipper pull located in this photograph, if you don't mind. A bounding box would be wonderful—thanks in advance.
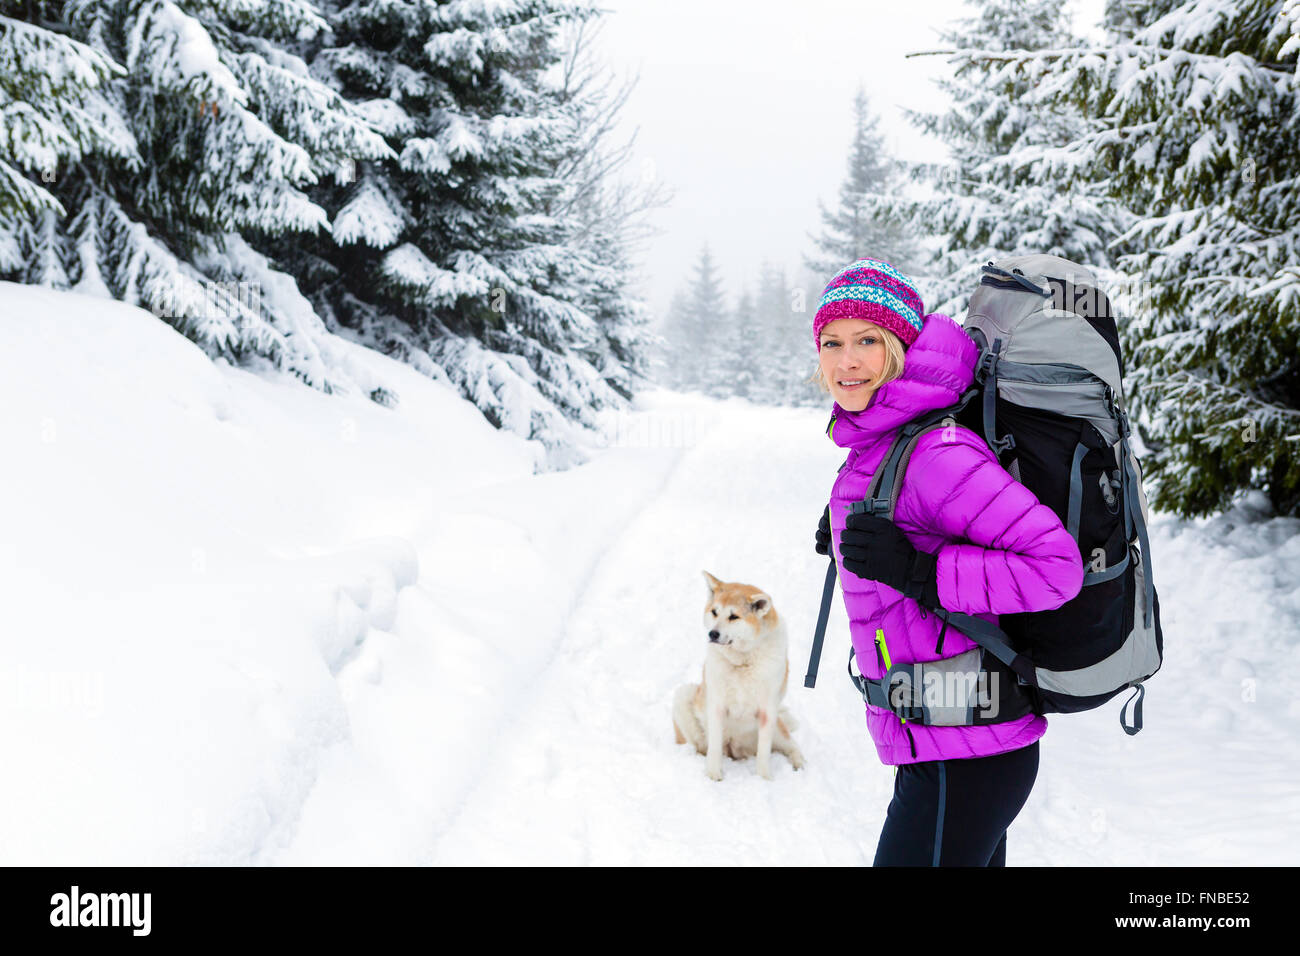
[875,627,906,725]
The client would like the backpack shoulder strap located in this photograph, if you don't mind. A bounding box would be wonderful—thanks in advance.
[805,388,981,689]
[860,387,984,520]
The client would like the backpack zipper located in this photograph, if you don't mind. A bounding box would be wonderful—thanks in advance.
[874,628,907,726]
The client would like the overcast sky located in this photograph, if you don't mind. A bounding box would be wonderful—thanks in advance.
[589,0,1107,323]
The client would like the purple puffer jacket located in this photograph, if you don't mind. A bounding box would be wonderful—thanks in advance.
[826,310,1084,765]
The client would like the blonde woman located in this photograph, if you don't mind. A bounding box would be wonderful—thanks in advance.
[811,259,1083,866]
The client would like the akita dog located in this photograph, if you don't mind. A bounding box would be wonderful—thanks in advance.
[672,571,805,780]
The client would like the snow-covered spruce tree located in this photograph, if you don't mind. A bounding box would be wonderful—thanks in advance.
[686,243,727,395]
[971,0,1300,518]
[667,257,821,409]
[718,287,757,401]
[864,0,1128,317]
[565,180,657,404]
[658,242,726,395]
[804,84,921,279]
[651,287,691,389]
[754,259,812,407]
[742,261,785,406]
[280,0,642,467]
[0,7,130,274]
[543,15,666,404]
[0,0,393,394]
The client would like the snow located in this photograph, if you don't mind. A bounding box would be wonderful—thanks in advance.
[355,98,416,138]
[331,179,407,248]
[398,136,452,176]
[440,114,485,161]
[2,282,1298,865]
[127,1,246,107]
[424,27,488,74]
[380,242,489,305]
[1283,0,1300,74]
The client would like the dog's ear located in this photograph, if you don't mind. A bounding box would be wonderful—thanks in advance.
[702,570,722,593]
[750,593,771,616]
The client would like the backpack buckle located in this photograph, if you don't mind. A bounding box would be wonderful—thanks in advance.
[991,433,1016,456]
[885,671,926,722]
[849,497,891,516]
[1116,408,1131,439]
[1103,385,1131,438]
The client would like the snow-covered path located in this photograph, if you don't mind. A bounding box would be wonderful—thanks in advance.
[287,388,1300,865]
[423,392,888,865]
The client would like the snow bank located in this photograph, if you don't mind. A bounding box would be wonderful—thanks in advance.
[0,281,532,863]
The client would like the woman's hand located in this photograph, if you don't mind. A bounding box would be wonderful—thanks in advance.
[814,506,831,556]
[838,512,941,608]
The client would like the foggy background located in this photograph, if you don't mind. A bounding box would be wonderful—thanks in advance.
[594,0,1108,320]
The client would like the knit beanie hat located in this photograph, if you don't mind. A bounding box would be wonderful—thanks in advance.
[813,258,925,350]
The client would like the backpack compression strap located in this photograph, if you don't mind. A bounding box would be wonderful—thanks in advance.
[1120,683,1146,736]
[803,558,838,688]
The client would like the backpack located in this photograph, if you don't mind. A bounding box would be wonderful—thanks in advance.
[805,254,1165,736]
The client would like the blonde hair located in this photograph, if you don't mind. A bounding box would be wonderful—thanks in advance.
[808,322,907,394]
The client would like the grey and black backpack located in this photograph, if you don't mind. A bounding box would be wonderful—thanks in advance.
[806,254,1165,735]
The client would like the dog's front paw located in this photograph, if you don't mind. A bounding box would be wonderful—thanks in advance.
[706,761,723,782]
[789,750,806,771]
[757,762,773,781]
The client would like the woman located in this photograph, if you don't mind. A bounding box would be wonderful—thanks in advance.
[811,258,1084,866]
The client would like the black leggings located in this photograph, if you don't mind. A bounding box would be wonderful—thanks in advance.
[873,740,1040,866]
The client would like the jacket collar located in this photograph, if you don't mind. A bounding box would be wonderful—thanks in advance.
[828,311,978,451]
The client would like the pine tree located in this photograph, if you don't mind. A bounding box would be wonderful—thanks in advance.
[0,9,129,224]
[972,0,1300,517]
[3,1,660,466]
[685,243,727,394]
[546,15,666,404]
[864,0,1127,317]
[804,85,920,279]
[741,262,782,406]
[753,260,799,406]
[659,243,726,395]
[1,0,393,395]
[722,287,756,401]
[280,0,640,467]
[654,255,822,408]
[653,288,692,390]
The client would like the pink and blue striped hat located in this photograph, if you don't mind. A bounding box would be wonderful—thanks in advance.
[813,258,925,350]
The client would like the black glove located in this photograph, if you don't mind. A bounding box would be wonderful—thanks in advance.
[838,511,941,609]
[814,506,831,556]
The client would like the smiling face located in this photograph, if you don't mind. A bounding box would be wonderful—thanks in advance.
[817,318,896,411]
